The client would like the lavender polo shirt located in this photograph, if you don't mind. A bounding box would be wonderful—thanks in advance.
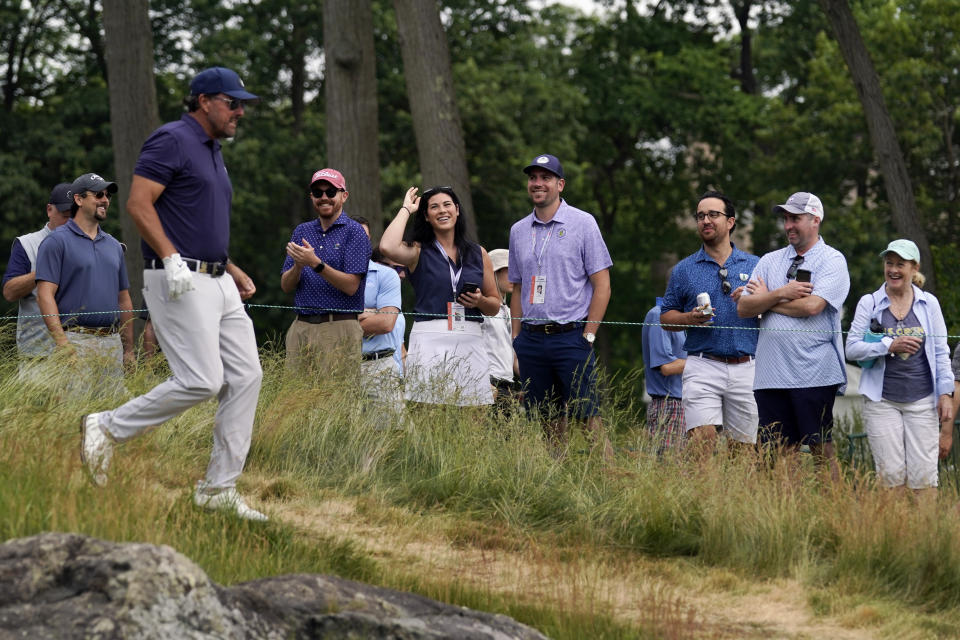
[134,114,232,262]
[508,200,612,324]
[282,212,371,314]
[35,219,129,328]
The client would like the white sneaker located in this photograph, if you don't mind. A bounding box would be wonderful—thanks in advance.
[80,413,113,487]
[194,486,268,521]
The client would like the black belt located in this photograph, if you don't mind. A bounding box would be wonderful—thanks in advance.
[297,313,359,324]
[362,348,396,361]
[144,257,226,277]
[66,326,117,336]
[690,352,753,365]
[521,321,583,335]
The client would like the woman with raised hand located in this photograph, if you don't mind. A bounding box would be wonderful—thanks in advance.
[845,239,955,501]
[380,186,500,406]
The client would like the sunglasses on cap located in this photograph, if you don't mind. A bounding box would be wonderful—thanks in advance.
[310,186,342,199]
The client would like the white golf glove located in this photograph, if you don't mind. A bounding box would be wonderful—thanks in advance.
[162,253,195,300]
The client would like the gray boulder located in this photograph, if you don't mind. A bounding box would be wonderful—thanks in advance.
[0,532,550,640]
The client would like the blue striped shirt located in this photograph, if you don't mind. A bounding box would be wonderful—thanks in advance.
[744,238,849,391]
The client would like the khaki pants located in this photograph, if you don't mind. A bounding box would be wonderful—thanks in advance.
[285,317,363,376]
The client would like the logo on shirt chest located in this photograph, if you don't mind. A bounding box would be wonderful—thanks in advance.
[557,229,566,239]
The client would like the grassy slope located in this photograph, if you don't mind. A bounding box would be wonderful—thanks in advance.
[2,346,960,639]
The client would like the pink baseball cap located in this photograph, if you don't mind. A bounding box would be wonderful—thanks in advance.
[309,168,346,191]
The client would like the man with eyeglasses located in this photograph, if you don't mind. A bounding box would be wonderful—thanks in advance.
[3,182,74,358]
[737,192,849,475]
[35,172,134,378]
[78,67,268,521]
[281,168,371,373]
[661,191,760,453]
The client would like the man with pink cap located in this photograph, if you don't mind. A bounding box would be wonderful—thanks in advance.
[281,168,371,372]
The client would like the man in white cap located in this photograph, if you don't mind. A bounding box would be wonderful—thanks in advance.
[2,182,74,357]
[483,248,517,407]
[738,192,850,473]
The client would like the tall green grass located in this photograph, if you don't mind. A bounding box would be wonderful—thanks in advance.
[2,342,960,636]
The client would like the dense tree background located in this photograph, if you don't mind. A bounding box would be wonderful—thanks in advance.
[1,0,957,378]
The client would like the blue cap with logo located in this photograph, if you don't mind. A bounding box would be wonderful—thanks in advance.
[189,66,259,101]
[523,154,564,179]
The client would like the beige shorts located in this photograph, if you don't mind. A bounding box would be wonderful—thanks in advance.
[681,354,758,443]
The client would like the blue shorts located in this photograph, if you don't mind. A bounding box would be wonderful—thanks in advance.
[755,385,840,446]
[513,328,600,420]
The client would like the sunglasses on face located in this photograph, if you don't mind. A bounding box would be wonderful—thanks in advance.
[718,267,732,295]
[210,95,244,110]
[310,186,342,199]
[786,255,805,280]
[86,190,111,200]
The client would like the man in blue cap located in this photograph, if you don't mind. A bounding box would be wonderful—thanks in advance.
[79,67,268,521]
[508,153,614,460]
[2,182,74,357]
[35,172,133,374]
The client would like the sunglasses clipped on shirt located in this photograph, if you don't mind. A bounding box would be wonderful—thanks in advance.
[786,255,805,280]
[718,267,732,295]
[310,186,342,199]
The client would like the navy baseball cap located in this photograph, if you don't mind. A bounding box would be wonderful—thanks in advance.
[189,66,259,101]
[48,182,73,212]
[70,173,118,197]
[523,154,564,179]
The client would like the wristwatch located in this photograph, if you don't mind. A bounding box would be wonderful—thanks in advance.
[584,332,596,344]
[313,260,326,273]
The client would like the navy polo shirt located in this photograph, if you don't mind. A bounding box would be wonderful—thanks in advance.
[282,212,370,314]
[408,241,484,323]
[661,244,759,357]
[35,219,129,328]
[134,114,232,262]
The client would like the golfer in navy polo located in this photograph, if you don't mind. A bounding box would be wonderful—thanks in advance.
[508,154,614,460]
[35,173,133,373]
[79,67,267,521]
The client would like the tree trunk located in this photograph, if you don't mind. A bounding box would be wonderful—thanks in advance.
[392,0,477,240]
[733,1,756,95]
[818,0,937,292]
[102,0,160,321]
[323,0,382,237]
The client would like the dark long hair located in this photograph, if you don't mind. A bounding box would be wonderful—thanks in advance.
[405,186,478,263]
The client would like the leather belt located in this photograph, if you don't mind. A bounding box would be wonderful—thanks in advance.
[362,348,396,361]
[297,313,359,324]
[144,258,226,277]
[690,352,753,365]
[521,321,583,335]
[66,326,117,336]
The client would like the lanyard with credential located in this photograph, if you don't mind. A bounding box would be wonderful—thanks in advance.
[435,240,462,296]
[531,222,553,273]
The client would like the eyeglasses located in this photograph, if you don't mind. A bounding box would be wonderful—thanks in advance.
[718,267,732,295]
[310,186,342,199]
[693,210,727,222]
[210,95,244,110]
[86,190,111,200]
[786,255,805,280]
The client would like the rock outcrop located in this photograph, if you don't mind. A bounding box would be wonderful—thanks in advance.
[0,532,549,639]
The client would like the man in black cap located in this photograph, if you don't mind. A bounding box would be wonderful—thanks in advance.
[2,182,74,357]
[78,67,268,521]
[35,172,133,371]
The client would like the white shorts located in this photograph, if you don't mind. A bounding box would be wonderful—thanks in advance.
[863,394,939,489]
[405,319,493,406]
[681,354,758,443]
